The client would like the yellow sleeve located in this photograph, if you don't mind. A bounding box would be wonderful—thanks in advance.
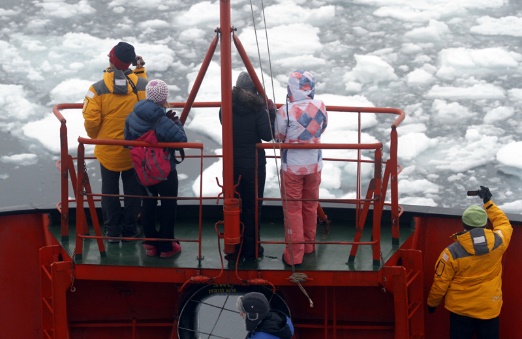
[82,86,102,139]
[133,67,147,79]
[485,201,513,247]
[427,248,456,307]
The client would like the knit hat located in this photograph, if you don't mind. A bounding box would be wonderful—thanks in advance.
[236,292,270,331]
[462,205,487,227]
[109,42,136,71]
[146,79,169,105]
[236,71,257,93]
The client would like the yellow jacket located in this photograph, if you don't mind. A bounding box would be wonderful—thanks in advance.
[82,68,147,171]
[427,201,513,319]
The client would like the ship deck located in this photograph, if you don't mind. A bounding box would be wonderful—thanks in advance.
[48,204,415,273]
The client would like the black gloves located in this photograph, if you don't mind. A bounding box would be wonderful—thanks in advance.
[478,186,492,204]
[167,110,180,124]
[427,306,436,314]
[267,99,277,111]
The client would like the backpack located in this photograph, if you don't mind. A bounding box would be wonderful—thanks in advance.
[130,128,171,187]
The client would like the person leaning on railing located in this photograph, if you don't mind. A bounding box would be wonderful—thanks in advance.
[427,186,513,339]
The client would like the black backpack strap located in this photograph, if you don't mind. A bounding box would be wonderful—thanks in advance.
[124,71,139,100]
[173,148,185,164]
[152,116,184,164]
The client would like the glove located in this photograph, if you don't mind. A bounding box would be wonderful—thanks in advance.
[478,186,492,204]
[427,306,436,314]
[166,110,179,123]
[267,99,277,110]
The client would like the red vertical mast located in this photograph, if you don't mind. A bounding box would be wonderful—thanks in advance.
[220,0,241,254]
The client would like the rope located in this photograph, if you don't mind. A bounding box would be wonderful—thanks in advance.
[289,273,314,308]
[248,0,313,309]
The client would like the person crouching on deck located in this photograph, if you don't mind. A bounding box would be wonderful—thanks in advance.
[427,186,513,339]
[274,70,328,266]
[124,79,187,258]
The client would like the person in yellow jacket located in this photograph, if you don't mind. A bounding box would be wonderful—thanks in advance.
[427,186,513,339]
[82,41,148,242]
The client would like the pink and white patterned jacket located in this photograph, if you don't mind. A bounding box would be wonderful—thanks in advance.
[274,70,328,175]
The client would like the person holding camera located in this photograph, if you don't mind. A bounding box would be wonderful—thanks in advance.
[427,186,513,339]
[82,41,148,242]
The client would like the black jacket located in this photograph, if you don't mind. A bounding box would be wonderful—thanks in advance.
[220,87,275,169]
[246,310,294,339]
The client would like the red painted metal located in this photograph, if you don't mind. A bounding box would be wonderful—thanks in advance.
[0,213,48,338]
[179,34,219,124]
[219,0,241,254]
[4,2,521,339]
[40,245,73,338]
[233,33,268,100]
[2,209,521,338]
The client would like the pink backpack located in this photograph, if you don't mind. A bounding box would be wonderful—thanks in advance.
[130,128,171,186]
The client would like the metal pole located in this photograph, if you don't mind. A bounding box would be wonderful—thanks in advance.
[220,0,241,253]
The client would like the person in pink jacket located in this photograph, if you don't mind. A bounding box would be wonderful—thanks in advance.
[274,70,328,266]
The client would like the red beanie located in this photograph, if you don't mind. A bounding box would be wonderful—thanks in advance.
[109,42,136,71]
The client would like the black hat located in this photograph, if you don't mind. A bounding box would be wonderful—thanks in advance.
[237,292,270,331]
[114,42,136,62]
[109,42,136,70]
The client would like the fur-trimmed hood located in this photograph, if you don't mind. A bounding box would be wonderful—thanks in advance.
[232,86,265,115]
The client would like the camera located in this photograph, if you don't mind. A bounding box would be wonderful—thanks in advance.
[467,190,479,196]
[132,57,145,66]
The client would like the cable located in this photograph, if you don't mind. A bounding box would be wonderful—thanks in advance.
[248,0,312,308]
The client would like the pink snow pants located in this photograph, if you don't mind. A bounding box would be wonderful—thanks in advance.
[281,170,321,265]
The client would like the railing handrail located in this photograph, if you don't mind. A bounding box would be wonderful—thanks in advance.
[257,142,383,150]
[77,136,203,149]
[54,103,403,268]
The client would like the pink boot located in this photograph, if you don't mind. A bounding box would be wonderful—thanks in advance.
[143,244,158,257]
[160,241,182,258]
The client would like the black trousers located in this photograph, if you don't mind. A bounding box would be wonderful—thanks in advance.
[141,169,179,253]
[450,312,499,339]
[100,164,142,236]
[234,165,266,258]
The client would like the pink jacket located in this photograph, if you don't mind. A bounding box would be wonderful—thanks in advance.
[274,71,328,175]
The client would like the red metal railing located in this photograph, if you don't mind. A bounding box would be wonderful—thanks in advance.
[256,107,404,266]
[74,137,205,261]
[53,103,404,266]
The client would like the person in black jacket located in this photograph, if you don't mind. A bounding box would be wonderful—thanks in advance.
[236,292,294,339]
[219,71,276,260]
